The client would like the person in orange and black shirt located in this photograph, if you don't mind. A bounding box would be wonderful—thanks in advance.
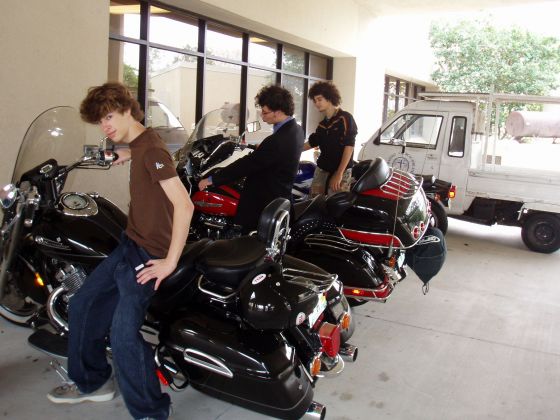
[303,81,358,196]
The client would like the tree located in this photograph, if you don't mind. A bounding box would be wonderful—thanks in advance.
[430,20,560,96]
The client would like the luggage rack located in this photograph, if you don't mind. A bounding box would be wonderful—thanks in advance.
[304,233,359,253]
[282,267,337,293]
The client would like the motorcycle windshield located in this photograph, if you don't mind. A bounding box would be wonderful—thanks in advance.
[177,107,240,160]
[12,107,85,183]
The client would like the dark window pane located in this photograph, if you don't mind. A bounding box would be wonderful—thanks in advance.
[149,7,198,52]
[283,47,305,74]
[249,37,277,68]
[109,1,140,39]
[207,23,242,61]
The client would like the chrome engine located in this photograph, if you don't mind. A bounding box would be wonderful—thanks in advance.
[195,213,241,240]
[48,263,88,332]
[55,264,87,298]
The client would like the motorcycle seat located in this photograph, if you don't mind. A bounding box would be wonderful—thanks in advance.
[352,157,390,193]
[325,191,357,219]
[196,236,266,288]
[290,195,328,240]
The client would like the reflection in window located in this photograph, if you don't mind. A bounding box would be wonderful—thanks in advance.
[149,7,198,52]
[283,75,305,124]
[108,40,140,94]
[449,117,467,157]
[249,37,277,68]
[204,60,241,115]
[283,47,305,73]
[309,55,327,79]
[207,23,242,61]
[147,48,196,152]
[380,114,443,149]
[110,1,140,39]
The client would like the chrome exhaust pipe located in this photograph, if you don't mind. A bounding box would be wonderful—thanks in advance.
[339,343,358,362]
[302,401,326,419]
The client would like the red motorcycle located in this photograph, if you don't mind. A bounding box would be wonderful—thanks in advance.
[175,110,445,306]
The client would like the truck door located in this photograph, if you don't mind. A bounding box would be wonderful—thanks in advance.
[372,112,447,176]
[437,113,472,214]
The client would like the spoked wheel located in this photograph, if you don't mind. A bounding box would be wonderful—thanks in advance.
[522,213,560,254]
[0,276,39,327]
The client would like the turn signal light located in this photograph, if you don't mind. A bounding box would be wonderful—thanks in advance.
[340,313,351,330]
[310,355,322,376]
[412,226,420,239]
[449,185,456,199]
[35,272,44,287]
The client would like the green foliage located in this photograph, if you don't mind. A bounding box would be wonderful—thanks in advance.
[430,20,560,95]
[123,63,138,90]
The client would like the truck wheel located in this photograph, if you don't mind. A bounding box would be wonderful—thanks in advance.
[428,198,448,235]
[521,213,560,254]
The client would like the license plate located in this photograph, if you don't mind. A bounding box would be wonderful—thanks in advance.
[308,293,327,327]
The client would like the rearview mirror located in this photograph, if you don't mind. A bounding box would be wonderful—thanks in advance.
[0,184,18,209]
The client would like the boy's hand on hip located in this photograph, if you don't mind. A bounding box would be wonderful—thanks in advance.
[137,258,177,290]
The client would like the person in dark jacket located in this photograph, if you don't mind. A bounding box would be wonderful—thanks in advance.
[198,85,304,233]
[303,81,358,196]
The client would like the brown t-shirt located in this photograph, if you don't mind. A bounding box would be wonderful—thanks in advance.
[125,128,177,257]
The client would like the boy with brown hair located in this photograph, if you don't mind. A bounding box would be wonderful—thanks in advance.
[303,81,358,196]
[47,82,193,420]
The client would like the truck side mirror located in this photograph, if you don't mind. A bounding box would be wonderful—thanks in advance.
[373,135,381,145]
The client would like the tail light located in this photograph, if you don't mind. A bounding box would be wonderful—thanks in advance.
[156,368,170,386]
[319,322,341,358]
[412,226,420,239]
[449,185,456,199]
[343,284,392,300]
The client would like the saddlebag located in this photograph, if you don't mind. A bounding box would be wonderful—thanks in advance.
[164,309,314,419]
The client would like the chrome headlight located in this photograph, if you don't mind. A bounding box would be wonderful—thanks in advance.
[0,184,18,209]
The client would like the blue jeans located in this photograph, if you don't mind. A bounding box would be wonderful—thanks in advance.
[67,236,170,420]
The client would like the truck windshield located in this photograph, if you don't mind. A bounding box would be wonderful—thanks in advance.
[380,114,443,149]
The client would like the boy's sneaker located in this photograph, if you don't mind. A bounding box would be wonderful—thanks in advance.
[47,377,115,404]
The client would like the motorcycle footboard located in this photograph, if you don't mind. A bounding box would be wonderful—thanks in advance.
[164,313,314,419]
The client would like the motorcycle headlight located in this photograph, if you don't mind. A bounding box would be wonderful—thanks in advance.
[0,184,18,209]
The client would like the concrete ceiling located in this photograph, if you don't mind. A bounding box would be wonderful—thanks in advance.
[354,0,560,16]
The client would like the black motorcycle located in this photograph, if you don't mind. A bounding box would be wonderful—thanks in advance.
[1,107,356,419]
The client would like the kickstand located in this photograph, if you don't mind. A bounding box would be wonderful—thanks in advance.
[50,359,72,384]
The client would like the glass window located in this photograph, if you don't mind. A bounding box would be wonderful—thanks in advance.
[246,68,276,144]
[449,116,467,157]
[204,59,241,116]
[108,40,140,94]
[380,114,443,149]
[249,37,277,68]
[109,1,141,39]
[283,75,305,125]
[149,7,198,52]
[147,48,196,152]
[206,23,242,61]
[309,55,327,78]
[283,47,305,73]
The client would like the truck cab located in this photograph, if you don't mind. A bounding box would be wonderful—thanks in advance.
[359,92,560,253]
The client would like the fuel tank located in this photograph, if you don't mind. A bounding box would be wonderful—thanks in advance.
[33,195,125,264]
[192,187,239,216]
[165,308,314,419]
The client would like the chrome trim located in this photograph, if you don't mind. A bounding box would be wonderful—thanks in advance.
[197,275,237,300]
[304,233,359,253]
[302,402,326,420]
[46,286,68,332]
[339,343,358,362]
[183,348,233,378]
[316,354,344,378]
[282,268,337,293]
[58,192,98,217]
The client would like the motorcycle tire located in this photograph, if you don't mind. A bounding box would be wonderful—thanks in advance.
[0,283,38,327]
[339,295,355,343]
[428,198,448,235]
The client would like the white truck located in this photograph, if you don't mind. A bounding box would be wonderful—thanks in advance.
[359,92,560,253]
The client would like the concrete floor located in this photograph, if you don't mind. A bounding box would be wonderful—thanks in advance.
[1,218,560,420]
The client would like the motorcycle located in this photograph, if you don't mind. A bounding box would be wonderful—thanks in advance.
[0,107,357,419]
[174,109,445,306]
